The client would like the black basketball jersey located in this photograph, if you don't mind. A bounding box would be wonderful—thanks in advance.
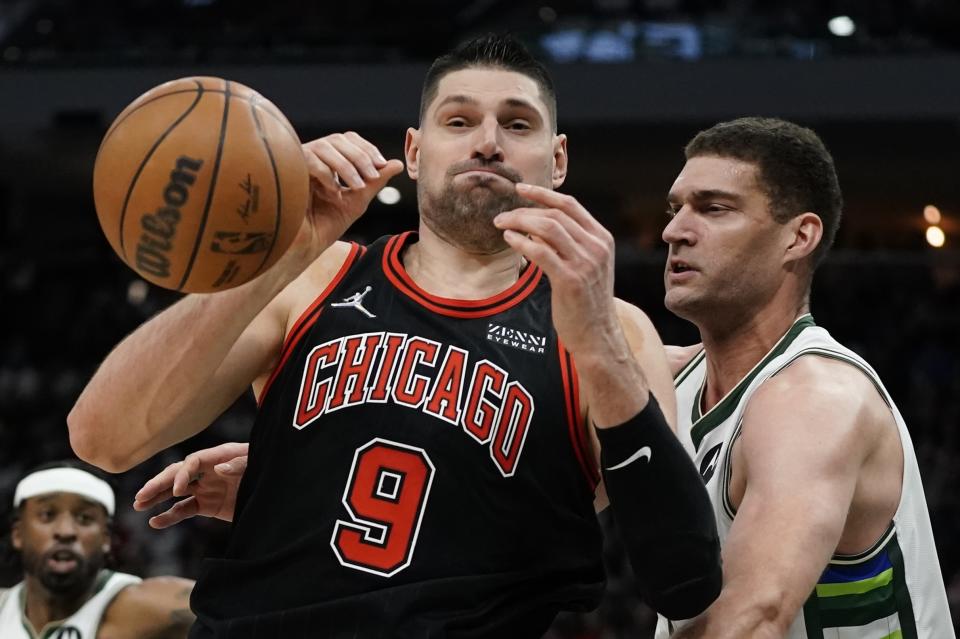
[189,233,605,639]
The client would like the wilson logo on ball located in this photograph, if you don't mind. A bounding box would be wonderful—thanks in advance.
[93,76,308,293]
[135,155,204,278]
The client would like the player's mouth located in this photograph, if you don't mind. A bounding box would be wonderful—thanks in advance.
[46,549,81,573]
[667,259,697,283]
[449,160,521,184]
[456,169,515,185]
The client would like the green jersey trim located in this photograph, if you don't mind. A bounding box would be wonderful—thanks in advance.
[674,349,704,386]
[800,532,917,637]
[690,314,815,451]
[20,570,116,639]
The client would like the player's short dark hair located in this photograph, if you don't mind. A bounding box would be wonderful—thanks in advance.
[685,117,843,270]
[420,33,558,131]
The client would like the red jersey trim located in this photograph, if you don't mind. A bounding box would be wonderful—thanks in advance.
[382,232,542,319]
[558,341,600,491]
[257,242,362,407]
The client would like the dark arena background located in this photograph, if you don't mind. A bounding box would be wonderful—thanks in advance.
[1,0,959,635]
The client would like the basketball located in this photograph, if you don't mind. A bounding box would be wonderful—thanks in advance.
[93,76,309,293]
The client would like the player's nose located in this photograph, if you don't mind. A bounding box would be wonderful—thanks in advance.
[471,117,504,162]
[662,207,696,246]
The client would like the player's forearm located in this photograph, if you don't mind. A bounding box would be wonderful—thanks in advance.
[673,587,792,639]
[69,252,308,472]
[573,322,651,427]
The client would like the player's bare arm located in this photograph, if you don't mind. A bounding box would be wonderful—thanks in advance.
[675,356,902,639]
[589,302,679,510]
[611,300,677,429]
[494,185,652,423]
[69,133,403,472]
[100,576,195,639]
[494,183,721,619]
[666,343,702,377]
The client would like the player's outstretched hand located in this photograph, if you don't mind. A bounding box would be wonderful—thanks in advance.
[494,184,618,359]
[295,132,405,258]
[133,442,249,529]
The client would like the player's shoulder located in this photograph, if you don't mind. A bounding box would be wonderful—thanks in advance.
[274,240,359,323]
[747,354,887,440]
[303,240,359,286]
[760,353,877,406]
[612,298,658,340]
[665,344,703,377]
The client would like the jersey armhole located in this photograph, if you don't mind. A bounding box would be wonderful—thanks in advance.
[257,242,364,407]
[558,341,601,491]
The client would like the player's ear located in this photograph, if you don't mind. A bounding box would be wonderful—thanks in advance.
[405,128,421,181]
[551,134,568,189]
[783,212,823,264]
[102,515,113,555]
[11,518,22,551]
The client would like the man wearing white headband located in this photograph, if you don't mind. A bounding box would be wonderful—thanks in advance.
[0,461,195,639]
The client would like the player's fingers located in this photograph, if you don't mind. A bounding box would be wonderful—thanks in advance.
[516,183,608,237]
[343,131,388,169]
[134,461,181,503]
[305,153,338,194]
[364,159,405,194]
[327,134,381,181]
[133,487,174,511]
[311,139,365,188]
[172,454,203,497]
[303,146,340,191]
[215,455,248,476]
[212,442,249,458]
[494,208,586,261]
[501,229,568,277]
[148,497,200,530]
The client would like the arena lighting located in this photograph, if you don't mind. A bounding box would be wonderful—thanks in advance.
[377,186,401,205]
[828,15,856,37]
[127,279,149,305]
[926,226,946,248]
[539,6,558,23]
[923,205,942,225]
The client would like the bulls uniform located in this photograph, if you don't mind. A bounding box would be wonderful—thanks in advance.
[0,571,141,639]
[189,233,605,638]
[656,315,954,638]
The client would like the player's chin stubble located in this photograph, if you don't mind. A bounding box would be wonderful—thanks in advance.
[22,547,104,596]
[418,165,540,255]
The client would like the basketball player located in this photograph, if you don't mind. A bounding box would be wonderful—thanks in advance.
[68,35,721,637]
[655,117,953,637]
[0,461,195,638]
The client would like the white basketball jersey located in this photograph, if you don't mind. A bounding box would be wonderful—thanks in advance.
[0,570,140,639]
[655,315,953,639]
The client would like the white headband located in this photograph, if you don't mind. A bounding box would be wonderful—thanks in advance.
[14,468,115,516]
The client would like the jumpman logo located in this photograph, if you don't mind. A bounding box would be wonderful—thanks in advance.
[331,285,377,318]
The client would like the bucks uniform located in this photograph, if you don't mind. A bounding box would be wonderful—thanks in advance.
[190,233,605,638]
[656,315,953,638]
[0,571,140,639]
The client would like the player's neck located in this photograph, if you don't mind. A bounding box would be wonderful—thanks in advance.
[404,223,525,299]
[22,575,94,633]
[698,297,809,413]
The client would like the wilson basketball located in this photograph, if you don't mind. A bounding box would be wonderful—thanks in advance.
[93,76,308,293]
